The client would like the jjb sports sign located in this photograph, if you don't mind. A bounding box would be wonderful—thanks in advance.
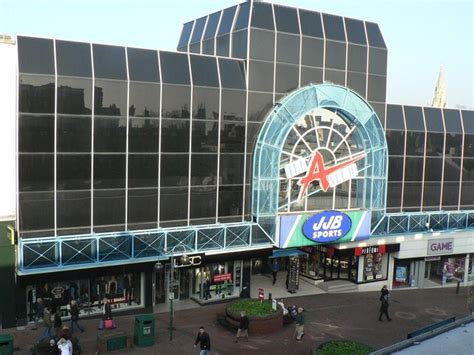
[302,211,352,243]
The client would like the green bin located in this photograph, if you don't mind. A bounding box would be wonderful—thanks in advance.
[134,314,155,347]
[0,333,13,355]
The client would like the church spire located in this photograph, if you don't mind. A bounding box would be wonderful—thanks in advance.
[432,66,447,108]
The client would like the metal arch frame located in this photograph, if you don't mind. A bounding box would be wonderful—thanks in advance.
[252,84,389,236]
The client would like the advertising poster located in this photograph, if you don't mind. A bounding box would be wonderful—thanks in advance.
[395,266,407,282]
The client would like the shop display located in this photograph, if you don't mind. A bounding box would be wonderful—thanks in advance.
[364,253,384,281]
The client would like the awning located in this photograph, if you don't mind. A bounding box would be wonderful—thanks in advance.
[268,249,307,258]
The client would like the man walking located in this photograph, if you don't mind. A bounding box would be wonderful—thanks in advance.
[378,285,392,322]
[194,326,211,355]
[68,300,85,333]
[38,305,53,342]
[295,307,305,341]
[271,259,280,285]
[234,311,249,342]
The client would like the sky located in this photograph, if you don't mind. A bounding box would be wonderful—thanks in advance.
[1,0,472,108]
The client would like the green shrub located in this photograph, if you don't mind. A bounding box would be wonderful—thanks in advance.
[228,299,278,317]
[315,340,375,355]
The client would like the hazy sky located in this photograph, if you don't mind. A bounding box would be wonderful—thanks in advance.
[1,0,472,108]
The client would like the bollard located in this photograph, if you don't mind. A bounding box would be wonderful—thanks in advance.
[456,280,460,294]
[268,292,272,300]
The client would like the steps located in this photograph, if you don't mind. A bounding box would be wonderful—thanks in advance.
[318,280,358,293]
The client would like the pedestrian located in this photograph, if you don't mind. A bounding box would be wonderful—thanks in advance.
[33,298,45,330]
[68,300,85,333]
[378,285,392,322]
[57,337,73,355]
[38,305,53,342]
[99,298,116,330]
[271,259,280,285]
[54,309,63,336]
[234,311,249,342]
[194,326,211,355]
[294,307,305,341]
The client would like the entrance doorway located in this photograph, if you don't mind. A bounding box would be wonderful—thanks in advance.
[154,265,191,305]
[324,255,357,281]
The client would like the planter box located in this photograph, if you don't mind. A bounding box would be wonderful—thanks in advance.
[225,304,283,335]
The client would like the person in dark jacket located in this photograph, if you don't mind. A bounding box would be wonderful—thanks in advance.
[68,300,85,333]
[295,307,305,341]
[194,326,211,355]
[378,285,392,321]
[234,311,249,342]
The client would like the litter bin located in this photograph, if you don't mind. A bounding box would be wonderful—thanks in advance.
[134,314,155,347]
[0,333,13,355]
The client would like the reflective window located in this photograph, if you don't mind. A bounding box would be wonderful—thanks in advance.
[129,119,159,153]
[386,183,402,211]
[248,60,274,92]
[127,47,159,82]
[426,133,444,156]
[93,189,125,227]
[159,51,190,85]
[93,154,126,189]
[403,183,422,209]
[423,182,441,208]
[202,39,215,55]
[462,158,474,181]
[443,109,463,133]
[19,154,54,192]
[367,75,386,102]
[443,157,462,181]
[423,107,444,132]
[19,115,54,153]
[299,10,323,38]
[94,80,127,116]
[178,21,194,48]
[92,44,126,80]
[445,133,463,156]
[219,154,245,185]
[276,33,300,64]
[231,30,248,59]
[190,55,219,87]
[405,131,425,156]
[274,5,299,34]
[464,135,474,158]
[191,154,218,185]
[129,82,160,117]
[203,11,221,40]
[324,69,345,86]
[404,106,425,131]
[160,154,189,187]
[128,188,157,225]
[190,186,217,219]
[246,122,262,153]
[193,87,219,120]
[462,110,474,134]
[57,154,91,190]
[365,22,386,48]
[404,157,424,181]
[248,92,273,122]
[222,89,246,121]
[249,29,275,61]
[275,63,299,93]
[19,192,54,231]
[251,2,274,30]
[388,156,404,181]
[57,190,91,229]
[94,117,126,152]
[347,44,367,73]
[161,119,190,152]
[218,185,243,217]
[219,58,246,89]
[234,2,251,31]
[57,77,93,115]
[344,18,367,45]
[346,71,366,98]
[221,121,245,153]
[57,116,92,152]
[442,182,460,208]
[192,120,219,152]
[56,40,92,77]
[301,37,324,67]
[216,35,230,57]
[301,66,323,86]
[369,48,387,76]
[17,36,54,74]
[128,154,158,188]
[322,14,346,42]
[161,84,191,119]
[189,42,200,54]
[325,41,346,70]
[218,6,238,35]
[160,187,188,222]
[190,16,207,44]
[19,75,55,113]
[385,130,405,156]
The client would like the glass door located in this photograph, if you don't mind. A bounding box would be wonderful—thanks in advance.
[179,269,191,300]
[154,267,166,304]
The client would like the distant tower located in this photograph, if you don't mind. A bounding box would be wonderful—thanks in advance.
[432,67,447,108]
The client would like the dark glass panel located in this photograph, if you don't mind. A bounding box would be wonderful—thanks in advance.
[462,158,474,181]
[347,44,367,73]
[251,2,274,30]
[322,14,346,41]
[388,156,404,182]
[234,1,251,31]
[159,51,190,85]
[404,157,424,181]
[423,182,441,209]
[248,92,273,122]
[301,37,324,67]
[57,115,91,152]
[246,122,262,153]
[405,131,425,156]
[203,11,221,40]
[19,115,54,153]
[19,192,54,231]
[191,154,218,185]
[17,36,54,74]
[192,120,219,152]
[276,34,300,64]
[19,75,55,113]
[274,5,299,34]
[216,35,230,56]
[442,182,460,208]
[218,6,238,35]
[445,133,463,156]
[190,16,207,44]
[403,183,422,209]
[367,75,386,102]
[443,157,462,181]
[443,109,463,133]
[386,182,402,211]
[128,188,158,224]
[219,59,246,90]
[94,80,127,116]
[93,154,126,189]
[462,110,474,134]
[301,66,323,86]
[299,10,323,38]
[56,40,91,77]
[190,55,219,87]
[249,29,275,61]
[385,130,405,155]
[231,30,248,59]
[245,153,252,186]
[346,71,366,97]
[423,107,444,133]
[325,41,346,70]
[218,185,243,217]
[404,106,425,131]
[92,44,126,80]
[464,135,474,158]
[129,82,160,117]
[386,105,405,130]
[161,119,190,152]
[128,154,158,188]
[369,48,387,76]
[94,117,126,152]
[275,63,299,93]
[221,121,245,153]
[127,47,159,82]
[372,103,385,127]
[219,154,244,185]
[248,60,274,92]
[160,187,188,222]
[190,186,217,219]
[19,154,54,192]
[178,21,194,48]
[57,190,91,229]
[324,69,345,86]
[424,158,443,182]
[161,85,190,119]
[365,22,386,48]
[202,39,215,55]
[460,180,474,209]
[344,18,367,45]
[160,154,189,187]
[222,89,246,121]
[93,189,125,227]
[57,154,91,190]
[57,77,92,114]
[189,43,200,54]
[128,118,159,153]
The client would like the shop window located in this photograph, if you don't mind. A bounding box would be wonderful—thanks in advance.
[191,261,241,302]
[362,252,388,282]
[300,253,325,279]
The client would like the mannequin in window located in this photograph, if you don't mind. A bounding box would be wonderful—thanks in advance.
[123,274,133,305]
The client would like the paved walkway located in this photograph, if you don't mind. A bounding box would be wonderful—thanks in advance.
[1,287,471,354]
